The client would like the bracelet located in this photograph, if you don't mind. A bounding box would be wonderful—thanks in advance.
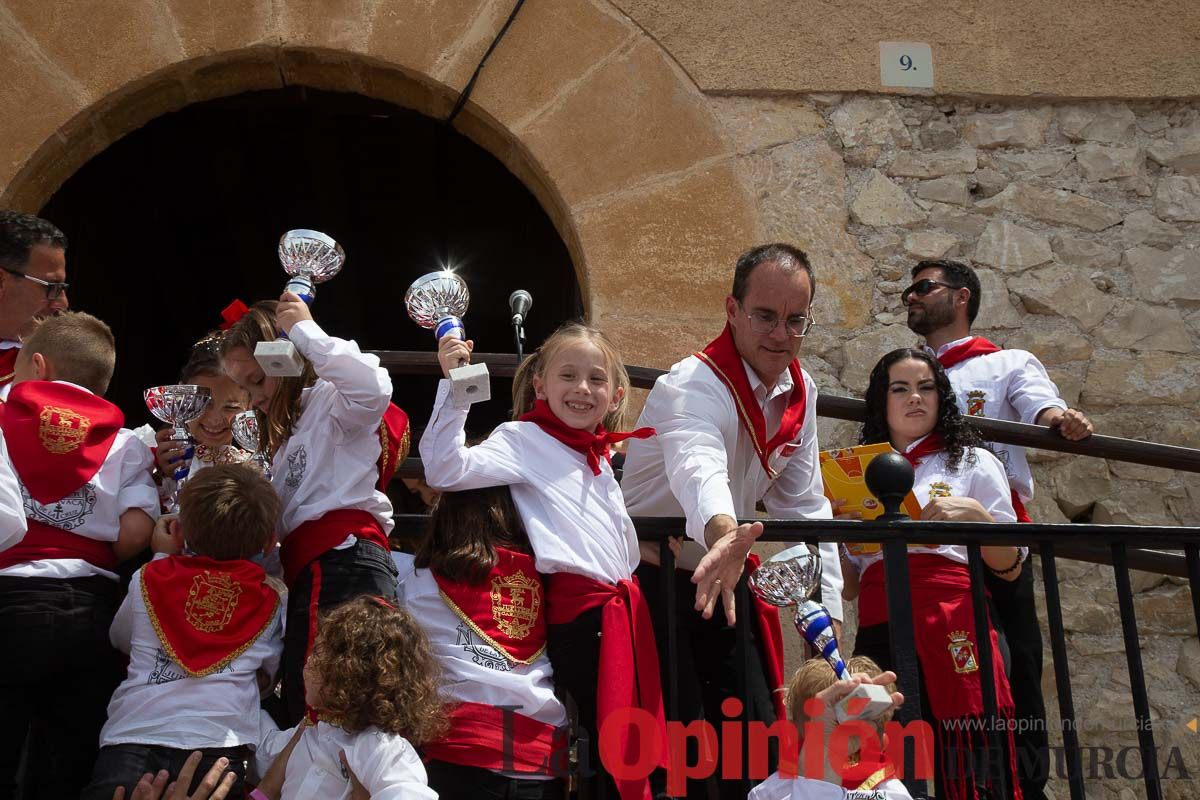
[988,549,1025,576]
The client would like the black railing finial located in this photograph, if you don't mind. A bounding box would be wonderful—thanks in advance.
[865,452,915,520]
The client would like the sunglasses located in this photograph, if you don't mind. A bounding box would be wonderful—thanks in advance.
[900,278,958,305]
[2,267,69,301]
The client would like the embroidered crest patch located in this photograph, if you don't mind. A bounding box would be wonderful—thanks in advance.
[928,480,952,498]
[185,571,243,632]
[38,404,90,453]
[966,389,987,417]
[947,630,979,674]
[284,445,307,489]
[23,482,97,530]
[491,569,541,640]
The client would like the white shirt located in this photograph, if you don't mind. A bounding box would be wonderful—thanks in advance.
[420,380,639,584]
[621,354,843,620]
[100,559,285,749]
[394,552,567,729]
[256,716,436,800]
[749,770,912,800]
[0,432,27,550]
[926,337,1067,501]
[0,381,159,580]
[273,321,394,538]
[843,439,1019,576]
[159,446,254,506]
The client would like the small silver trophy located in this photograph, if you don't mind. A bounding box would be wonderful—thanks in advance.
[406,270,490,408]
[255,229,346,377]
[750,545,894,722]
[145,385,213,513]
[232,410,271,478]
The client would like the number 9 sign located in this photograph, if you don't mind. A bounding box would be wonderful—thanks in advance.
[880,42,934,88]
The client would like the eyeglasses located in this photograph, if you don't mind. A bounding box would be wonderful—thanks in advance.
[900,278,958,305]
[741,304,816,338]
[2,267,68,301]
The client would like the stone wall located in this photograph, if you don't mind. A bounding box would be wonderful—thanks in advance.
[712,93,1200,798]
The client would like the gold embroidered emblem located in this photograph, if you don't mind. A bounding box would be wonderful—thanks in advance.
[928,481,952,499]
[185,571,243,632]
[947,630,979,674]
[38,405,91,454]
[966,389,986,417]
[490,569,541,640]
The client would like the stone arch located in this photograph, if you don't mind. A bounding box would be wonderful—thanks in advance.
[0,0,761,367]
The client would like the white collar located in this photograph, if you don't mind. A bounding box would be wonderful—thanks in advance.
[741,357,794,404]
[924,335,974,358]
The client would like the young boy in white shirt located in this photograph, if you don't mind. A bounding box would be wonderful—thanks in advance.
[82,464,285,800]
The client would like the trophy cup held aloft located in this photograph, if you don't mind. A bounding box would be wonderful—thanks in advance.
[232,410,271,478]
[750,545,894,723]
[255,229,346,377]
[406,271,490,409]
[145,384,212,513]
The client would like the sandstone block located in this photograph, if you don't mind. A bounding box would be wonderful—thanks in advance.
[929,204,989,237]
[886,147,977,178]
[840,325,915,390]
[919,118,959,149]
[1097,304,1194,353]
[903,231,957,260]
[1121,210,1183,248]
[1051,234,1120,270]
[974,220,1053,271]
[1076,144,1141,181]
[1005,324,1095,363]
[861,232,903,259]
[1049,456,1113,518]
[972,168,1009,198]
[709,96,825,154]
[973,268,1024,329]
[962,111,1048,149]
[1154,176,1200,222]
[1057,103,1137,144]
[1124,246,1200,302]
[1146,137,1200,175]
[1138,111,1170,134]
[1179,639,1200,691]
[1133,585,1197,635]
[830,98,911,148]
[977,183,1123,231]
[991,149,1074,177]
[849,170,926,227]
[1010,264,1117,330]
[915,174,971,206]
[1082,353,1200,407]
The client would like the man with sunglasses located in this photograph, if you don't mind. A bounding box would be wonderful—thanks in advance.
[0,212,70,389]
[904,257,1092,800]
[622,243,839,799]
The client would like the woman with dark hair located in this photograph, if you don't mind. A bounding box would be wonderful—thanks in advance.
[841,347,1025,800]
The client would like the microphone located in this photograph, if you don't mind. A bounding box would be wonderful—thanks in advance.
[509,290,532,328]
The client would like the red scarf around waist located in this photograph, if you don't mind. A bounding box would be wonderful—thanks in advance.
[0,519,117,571]
[422,701,566,775]
[745,554,787,722]
[141,555,280,677]
[695,324,806,479]
[935,336,1001,370]
[519,399,654,476]
[433,547,547,664]
[0,380,124,504]
[0,347,18,388]
[279,509,389,587]
[545,571,667,800]
[376,403,410,491]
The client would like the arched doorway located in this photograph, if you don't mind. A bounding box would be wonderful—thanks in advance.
[40,86,581,432]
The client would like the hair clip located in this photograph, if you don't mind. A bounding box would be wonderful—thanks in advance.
[370,595,397,610]
[219,299,250,330]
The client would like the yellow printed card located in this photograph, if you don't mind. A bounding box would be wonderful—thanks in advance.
[820,442,921,521]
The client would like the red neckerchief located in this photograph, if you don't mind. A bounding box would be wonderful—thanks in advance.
[0,380,124,504]
[0,347,19,388]
[432,547,547,664]
[695,324,806,479]
[901,433,945,468]
[519,399,654,476]
[841,753,898,791]
[141,555,280,678]
[935,336,1002,369]
[376,402,410,491]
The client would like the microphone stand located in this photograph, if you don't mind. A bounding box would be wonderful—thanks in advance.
[513,320,525,363]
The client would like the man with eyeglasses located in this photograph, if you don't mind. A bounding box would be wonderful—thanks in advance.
[904,257,1092,800]
[622,243,839,799]
[0,212,70,389]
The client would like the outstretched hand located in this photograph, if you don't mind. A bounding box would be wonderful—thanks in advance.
[111,751,236,800]
[692,518,763,625]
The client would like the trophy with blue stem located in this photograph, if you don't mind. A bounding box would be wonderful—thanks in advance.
[405,270,491,408]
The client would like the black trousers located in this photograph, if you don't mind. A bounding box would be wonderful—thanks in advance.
[985,565,1049,799]
[80,743,248,800]
[279,539,398,726]
[425,759,565,800]
[0,575,123,800]
[635,563,778,800]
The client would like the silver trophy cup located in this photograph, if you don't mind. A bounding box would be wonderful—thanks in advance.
[231,410,271,478]
[405,270,490,408]
[145,384,213,513]
[255,229,346,378]
[750,545,893,722]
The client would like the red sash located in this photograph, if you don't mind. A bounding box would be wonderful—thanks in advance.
[745,554,787,722]
[422,701,565,774]
[1011,490,1032,523]
[842,755,898,791]
[433,548,546,664]
[935,336,1001,370]
[900,434,945,469]
[376,403,410,491]
[545,572,667,800]
[279,509,389,587]
[0,519,117,571]
[695,325,806,479]
[141,555,280,677]
[0,381,124,504]
[0,347,18,388]
[519,399,655,476]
